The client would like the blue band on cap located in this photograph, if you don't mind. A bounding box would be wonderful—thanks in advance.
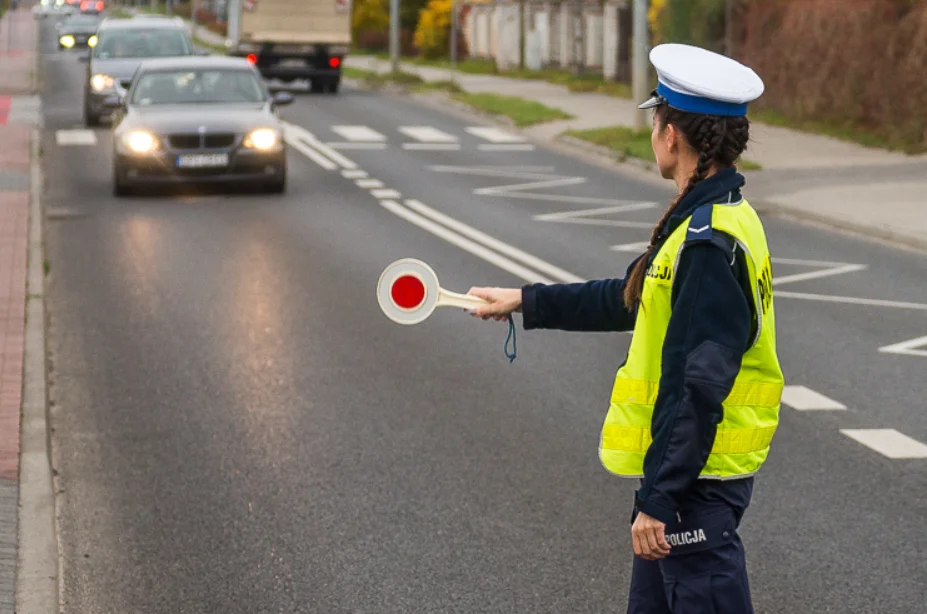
[656,83,749,117]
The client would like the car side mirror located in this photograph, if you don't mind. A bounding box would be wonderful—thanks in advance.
[102,95,124,110]
[272,91,294,106]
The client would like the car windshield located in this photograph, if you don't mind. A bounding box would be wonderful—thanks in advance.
[131,69,266,105]
[93,28,190,59]
[64,16,98,26]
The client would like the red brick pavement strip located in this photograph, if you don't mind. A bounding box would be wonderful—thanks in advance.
[0,126,30,171]
[0,191,27,482]
[0,9,37,96]
[0,7,36,487]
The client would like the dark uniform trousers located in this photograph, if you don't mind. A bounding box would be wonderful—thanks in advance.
[627,500,753,614]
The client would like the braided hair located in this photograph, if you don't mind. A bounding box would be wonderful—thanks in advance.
[622,106,752,309]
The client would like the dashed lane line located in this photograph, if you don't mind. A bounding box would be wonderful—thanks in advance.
[840,429,927,459]
[781,385,847,411]
[55,129,97,146]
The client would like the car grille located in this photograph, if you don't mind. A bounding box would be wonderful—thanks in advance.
[167,133,237,150]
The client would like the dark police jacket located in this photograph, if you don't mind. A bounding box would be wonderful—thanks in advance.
[521,168,756,523]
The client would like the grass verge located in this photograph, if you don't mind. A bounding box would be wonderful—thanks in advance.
[566,126,763,170]
[566,126,655,163]
[353,54,634,99]
[347,70,566,126]
[450,93,572,127]
[342,66,375,79]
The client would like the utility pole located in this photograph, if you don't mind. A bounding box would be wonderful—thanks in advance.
[572,0,583,75]
[450,0,457,82]
[632,0,648,130]
[389,0,400,73]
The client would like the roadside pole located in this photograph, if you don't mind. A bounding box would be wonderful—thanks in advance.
[450,0,457,85]
[389,0,400,73]
[632,0,648,130]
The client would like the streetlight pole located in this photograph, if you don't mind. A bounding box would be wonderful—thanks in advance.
[389,0,400,73]
[632,0,648,130]
[450,0,457,83]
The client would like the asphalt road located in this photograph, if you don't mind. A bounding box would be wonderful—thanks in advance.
[40,19,927,614]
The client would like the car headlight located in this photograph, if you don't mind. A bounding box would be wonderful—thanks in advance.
[90,73,114,92]
[59,35,75,48]
[122,131,158,154]
[88,34,98,48]
[243,128,278,150]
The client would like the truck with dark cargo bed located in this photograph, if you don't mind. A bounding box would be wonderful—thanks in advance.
[225,0,351,93]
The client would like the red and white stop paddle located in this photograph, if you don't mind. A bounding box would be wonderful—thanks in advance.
[377,258,488,325]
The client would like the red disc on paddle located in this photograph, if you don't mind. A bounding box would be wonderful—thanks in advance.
[391,275,426,309]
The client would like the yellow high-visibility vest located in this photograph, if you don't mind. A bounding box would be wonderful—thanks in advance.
[599,200,784,478]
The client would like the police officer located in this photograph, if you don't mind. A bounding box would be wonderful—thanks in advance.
[468,44,784,614]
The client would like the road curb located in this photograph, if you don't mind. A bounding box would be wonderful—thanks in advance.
[752,199,927,254]
[15,127,57,614]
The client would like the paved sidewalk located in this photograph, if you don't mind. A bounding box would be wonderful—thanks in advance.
[348,56,927,250]
[0,5,40,613]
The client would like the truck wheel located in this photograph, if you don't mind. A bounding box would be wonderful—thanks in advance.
[310,79,325,94]
[326,78,340,94]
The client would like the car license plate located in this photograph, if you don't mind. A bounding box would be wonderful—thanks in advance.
[279,58,307,68]
[176,153,229,168]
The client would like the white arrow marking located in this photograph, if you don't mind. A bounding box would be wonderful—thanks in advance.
[878,335,927,357]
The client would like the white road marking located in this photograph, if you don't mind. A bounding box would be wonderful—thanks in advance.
[380,200,556,284]
[55,129,97,146]
[478,144,536,151]
[341,169,368,179]
[402,143,462,151]
[403,199,586,283]
[534,203,657,228]
[331,125,386,142]
[610,241,651,253]
[325,142,388,150]
[431,165,658,207]
[398,126,458,143]
[780,385,847,411]
[771,258,868,287]
[282,121,357,170]
[840,429,927,459]
[879,335,927,357]
[466,126,527,143]
[284,134,338,170]
[371,189,402,200]
[356,179,384,189]
[775,291,927,311]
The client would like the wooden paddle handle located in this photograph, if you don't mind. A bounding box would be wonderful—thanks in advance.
[437,289,489,310]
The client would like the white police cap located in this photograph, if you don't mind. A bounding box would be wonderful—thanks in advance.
[639,43,764,117]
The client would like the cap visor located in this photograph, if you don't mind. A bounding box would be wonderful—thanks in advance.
[638,95,662,110]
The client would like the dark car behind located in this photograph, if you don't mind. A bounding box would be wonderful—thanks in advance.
[82,16,197,126]
[56,14,101,49]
